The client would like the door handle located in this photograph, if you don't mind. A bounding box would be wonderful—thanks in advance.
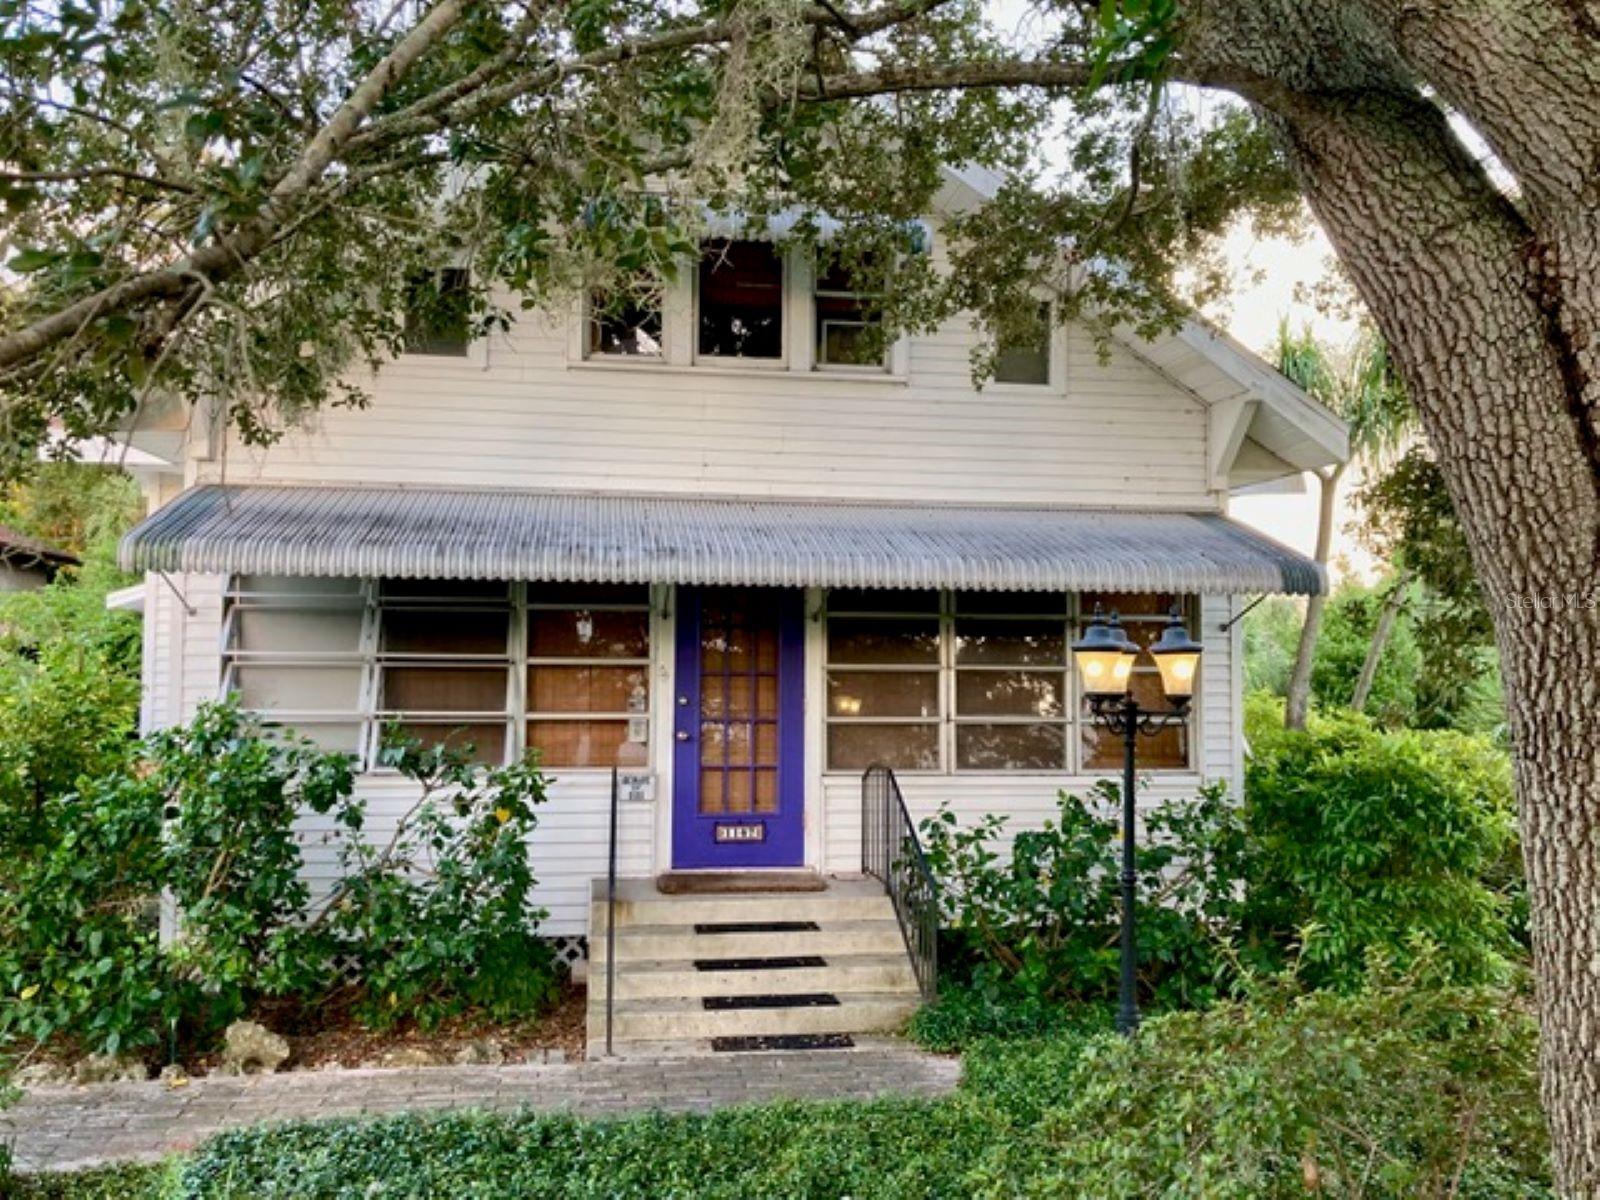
[676,730,691,742]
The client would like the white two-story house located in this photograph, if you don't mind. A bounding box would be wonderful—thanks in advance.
[119,168,1346,1052]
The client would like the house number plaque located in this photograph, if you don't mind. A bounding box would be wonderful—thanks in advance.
[714,823,765,843]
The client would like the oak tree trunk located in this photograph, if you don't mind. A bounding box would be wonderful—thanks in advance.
[1172,4,1600,1190]
[1266,84,1600,1200]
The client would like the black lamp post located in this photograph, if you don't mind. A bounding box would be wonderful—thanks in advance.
[1072,604,1203,1035]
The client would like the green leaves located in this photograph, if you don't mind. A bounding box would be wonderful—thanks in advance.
[0,701,559,1061]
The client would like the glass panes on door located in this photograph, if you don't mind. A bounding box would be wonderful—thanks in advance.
[698,589,781,814]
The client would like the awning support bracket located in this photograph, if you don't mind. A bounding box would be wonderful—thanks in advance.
[157,570,197,616]
[1220,594,1267,633]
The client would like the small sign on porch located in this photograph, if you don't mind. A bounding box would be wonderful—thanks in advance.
[617,771,656,803]
[714,823,766,844]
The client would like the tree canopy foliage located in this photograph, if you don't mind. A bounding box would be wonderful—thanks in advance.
[0,0,1300,474]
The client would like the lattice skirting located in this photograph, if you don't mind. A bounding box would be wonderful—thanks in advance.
[325,937,588,986]
[550,935,589,972]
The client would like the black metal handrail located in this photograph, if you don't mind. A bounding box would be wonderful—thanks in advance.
[604,766,619,1057]
[861,765,938,1001]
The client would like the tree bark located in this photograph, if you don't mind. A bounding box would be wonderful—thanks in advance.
[1284,463,1343,729]
[1252,78,1600,1200]
[1350,567,1411,714]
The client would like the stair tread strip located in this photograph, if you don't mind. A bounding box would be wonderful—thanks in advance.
[703,993,842,1010]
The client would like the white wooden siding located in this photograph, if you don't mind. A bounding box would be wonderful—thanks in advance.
[199,311,1211,508]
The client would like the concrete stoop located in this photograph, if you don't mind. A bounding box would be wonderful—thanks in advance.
[586,876,921,1058]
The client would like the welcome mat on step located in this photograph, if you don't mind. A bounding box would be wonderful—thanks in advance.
[656,871,828,895]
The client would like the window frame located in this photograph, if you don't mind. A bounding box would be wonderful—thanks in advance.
[401,266,476,360]
[693,238,789,368]
[525,589,653,769]
[812,258,889,374]
[222,579,656,774]
[990,300,1056,388]
[584,284,666,361]
[821,589,1199,776]
[373,581,517,769]
[822,591,945,774]
[951,594,1073,774]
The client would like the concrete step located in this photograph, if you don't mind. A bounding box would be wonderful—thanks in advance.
[589,953,918,1001]
[590,878,896,928]
[596,993,921,1042]
[590,919,909,964]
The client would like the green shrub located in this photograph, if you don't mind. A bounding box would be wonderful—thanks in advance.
[310,733,560,1030]
[919,781,1245,1012]
[0,702,558,1058]
[150,981,1547,1200]
[962,980,1549,1199]
[923,701,1520,1014]
[906,979,1108,1051]
[1244,699,1520,989]
[7,1161,174,1199]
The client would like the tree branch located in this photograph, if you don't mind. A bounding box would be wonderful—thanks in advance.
[0,0,473,375]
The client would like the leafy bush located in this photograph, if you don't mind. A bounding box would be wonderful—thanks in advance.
[1243,696,1521,989]
[309,735,559,1030]
[1242,585,1423,726]
[7,1161,174,1200]
[137,981,1546,1199]
[919,781,1245,1012]
[0,702,557,1059]
[906,980,1107,1051]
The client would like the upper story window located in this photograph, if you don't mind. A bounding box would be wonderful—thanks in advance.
[814,260,885,370]
[697,239,783,360]
[993,302,1051,385]
[403,267,472,357]
[587,285,663,358]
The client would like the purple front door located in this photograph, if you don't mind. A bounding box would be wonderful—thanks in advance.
[672,587,805,869]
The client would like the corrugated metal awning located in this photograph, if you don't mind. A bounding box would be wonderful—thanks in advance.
[120,485,1324,595]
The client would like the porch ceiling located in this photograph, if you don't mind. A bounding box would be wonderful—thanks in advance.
[120,485,1326,596]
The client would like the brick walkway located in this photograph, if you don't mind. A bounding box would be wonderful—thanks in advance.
[3,1042,961,1174]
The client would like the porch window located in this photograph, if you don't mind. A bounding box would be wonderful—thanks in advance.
[814,260,884,369]
[697,239,784,360]
[953,592,1070,771]
[377,579,513,765]
[587,284,663,358]
[526,583,651,768]
[824,589,942,771]
[993,301,1051,385]
[221,576,368,754]
[1079,592,1194,771]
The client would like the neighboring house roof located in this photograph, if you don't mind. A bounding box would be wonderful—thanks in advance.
[0,525,79,576]
[121,484,1326,596]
